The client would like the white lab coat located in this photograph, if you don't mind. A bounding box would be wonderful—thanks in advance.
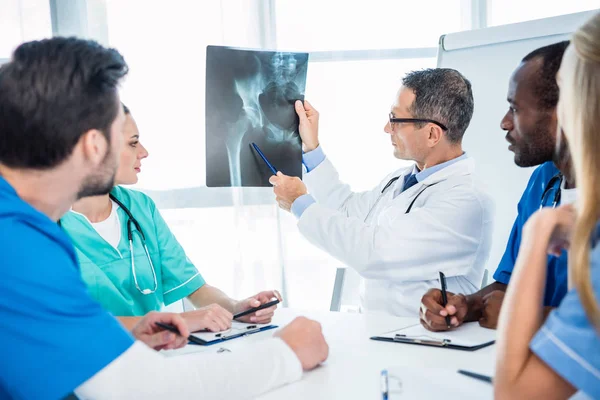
[298,156,495,317]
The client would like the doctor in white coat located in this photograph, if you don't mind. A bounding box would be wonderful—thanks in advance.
[270,68,495,317]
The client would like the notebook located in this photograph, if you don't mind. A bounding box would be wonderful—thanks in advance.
[371,322,496,351]
[188,321,278,346]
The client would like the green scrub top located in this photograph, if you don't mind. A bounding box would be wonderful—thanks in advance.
[60,186,205,316]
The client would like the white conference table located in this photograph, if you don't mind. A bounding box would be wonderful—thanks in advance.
[165,308,496,399]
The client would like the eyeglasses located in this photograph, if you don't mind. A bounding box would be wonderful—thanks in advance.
[389,113,448,131]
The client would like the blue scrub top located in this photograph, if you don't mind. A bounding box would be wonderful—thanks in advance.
[530,226,600,399]
[0,177,134,399]
[493,162,568,306]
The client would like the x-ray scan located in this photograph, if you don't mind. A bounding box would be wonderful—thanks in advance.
[205,46,309,187]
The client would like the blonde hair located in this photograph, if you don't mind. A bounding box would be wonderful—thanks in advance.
[559,12,600,329]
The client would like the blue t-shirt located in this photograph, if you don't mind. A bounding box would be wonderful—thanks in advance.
[0,177,134,399]
[530,230,600,398]
[493,162,568,306]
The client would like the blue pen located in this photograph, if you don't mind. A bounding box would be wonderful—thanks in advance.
[380,369,389,400]
[251,143,278,175]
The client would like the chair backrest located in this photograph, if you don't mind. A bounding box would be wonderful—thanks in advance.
[481,269,489,289]
[330,268,346,312]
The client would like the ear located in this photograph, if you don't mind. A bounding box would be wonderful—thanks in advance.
[79,129,109,166]
[427,124,444,147]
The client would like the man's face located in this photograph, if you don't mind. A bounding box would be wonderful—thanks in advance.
[384,87,429,161]
[501,59,557,167]
[77,101,126,198]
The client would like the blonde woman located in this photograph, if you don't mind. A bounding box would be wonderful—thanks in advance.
[494,13,600,399]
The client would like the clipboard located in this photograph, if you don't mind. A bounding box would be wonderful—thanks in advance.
[370,322,496,351]
[188,321,278,346]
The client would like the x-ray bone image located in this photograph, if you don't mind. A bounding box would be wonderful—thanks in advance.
[205,46,309,187]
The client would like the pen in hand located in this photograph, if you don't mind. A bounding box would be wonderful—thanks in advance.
[251,143,278,175]
[233,298,281,320]
[155,321,186,336]
[155,322,228,345]
[439,271,452,328]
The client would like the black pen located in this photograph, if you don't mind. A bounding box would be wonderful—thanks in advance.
[155,322,224,340]
[233,299,280,320]
[439,271,452,328]
[457,369,493,384]
[155,321,183,335]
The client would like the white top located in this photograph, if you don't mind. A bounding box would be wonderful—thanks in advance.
[89,200,121,249]
[75,338,302,399]
[300,156,495,317]
[560,180,578,206]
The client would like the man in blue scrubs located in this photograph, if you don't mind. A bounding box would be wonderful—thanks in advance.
[420,41,574,331]
[0,37,173,399]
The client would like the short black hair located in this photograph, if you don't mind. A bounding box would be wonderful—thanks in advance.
[0,37,128,169]
[522,40,569,110]
[402,68,474,143]
[122,103,130,115]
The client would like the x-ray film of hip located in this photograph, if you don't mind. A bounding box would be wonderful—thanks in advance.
[205,46,308,187]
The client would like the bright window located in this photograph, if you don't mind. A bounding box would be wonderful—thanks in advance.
[488,0,599,26]
[275,0,463,51]
[0,0,51,59]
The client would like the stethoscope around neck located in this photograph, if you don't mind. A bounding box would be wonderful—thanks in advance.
[540,173,563,210]
[59,193,158,295]
[363,175,439,222]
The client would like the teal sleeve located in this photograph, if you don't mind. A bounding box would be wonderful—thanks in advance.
[151,204,205,305]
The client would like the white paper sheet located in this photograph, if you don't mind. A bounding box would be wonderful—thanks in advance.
[385,366,493,400]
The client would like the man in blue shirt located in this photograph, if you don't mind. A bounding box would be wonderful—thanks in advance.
[419,41,575,331]
[0,37,181,399]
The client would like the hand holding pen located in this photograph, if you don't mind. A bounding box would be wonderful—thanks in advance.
[269,172,308,212]
[250,142,308,213]
[234,290,282,323]
[132,311,190,351]
[439,272,452,328]
[419,276,469,332]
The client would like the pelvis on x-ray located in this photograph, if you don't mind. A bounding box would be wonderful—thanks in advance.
[205,46,308,187]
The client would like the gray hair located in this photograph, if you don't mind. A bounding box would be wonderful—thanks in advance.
[402,68,474,143]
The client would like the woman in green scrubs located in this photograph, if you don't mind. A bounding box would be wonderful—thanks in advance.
[60,105,281,332]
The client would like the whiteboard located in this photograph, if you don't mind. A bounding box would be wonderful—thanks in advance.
[437,10,598,278]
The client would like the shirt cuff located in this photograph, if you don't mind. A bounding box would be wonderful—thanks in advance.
[272,338,304,383]
[492,269,511,285]
[291,194,316,219]
[302,146,326,173]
